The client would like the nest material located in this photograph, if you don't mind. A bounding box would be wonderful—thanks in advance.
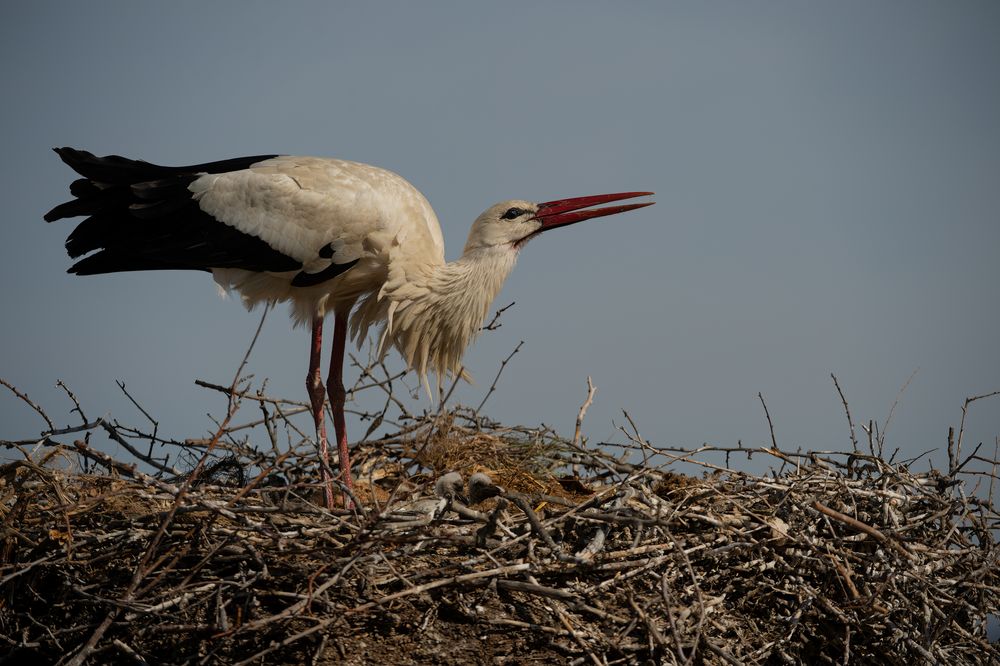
[2,407,999,665]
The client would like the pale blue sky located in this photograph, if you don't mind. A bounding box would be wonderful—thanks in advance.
[2,2,998,476]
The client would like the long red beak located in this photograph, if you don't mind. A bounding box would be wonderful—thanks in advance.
[533,191,655,232]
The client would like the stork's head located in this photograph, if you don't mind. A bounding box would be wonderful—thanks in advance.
[463,192,654,253]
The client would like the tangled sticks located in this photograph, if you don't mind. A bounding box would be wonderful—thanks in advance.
[1,379,999,664]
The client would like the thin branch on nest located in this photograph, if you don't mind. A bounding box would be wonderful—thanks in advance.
[475,340,524,413]
[573,376,596,448]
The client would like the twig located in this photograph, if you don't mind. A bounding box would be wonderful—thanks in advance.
[953,390,1000,475]
[573,376,597,447]
[98,419,177,476]
[557,609,602,666]
[812,500,916,561]
[481,301,515,331]
[830,374,858,453]
[879,368,918,453]
[349,563,531,612]
[757,392,777,450]
[1,377,54,431]
[227,304,271,412]
[55,380,88,426]
[475,340,524,413]
[116,381,159,433]
[112,639,148,665]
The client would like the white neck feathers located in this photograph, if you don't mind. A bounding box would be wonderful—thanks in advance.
[350,245,519,386]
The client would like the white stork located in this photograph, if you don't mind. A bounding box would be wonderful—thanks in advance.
[45,148,653,507]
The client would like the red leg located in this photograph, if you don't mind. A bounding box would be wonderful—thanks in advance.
[327,312,354,503]
[307,317,335,508]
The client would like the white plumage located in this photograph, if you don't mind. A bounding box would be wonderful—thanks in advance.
[46,148,654,507]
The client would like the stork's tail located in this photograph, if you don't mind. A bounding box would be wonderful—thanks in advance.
[44,148,296,275]
[45,148,162,225]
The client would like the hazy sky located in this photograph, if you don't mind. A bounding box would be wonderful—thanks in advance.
[2,2,998,477]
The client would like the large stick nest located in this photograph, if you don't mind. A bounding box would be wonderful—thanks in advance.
[1,380,998,665]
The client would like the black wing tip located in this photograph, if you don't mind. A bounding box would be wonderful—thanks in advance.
[49,148,301,274]
[46,148,88,221]
[52,146,93,165]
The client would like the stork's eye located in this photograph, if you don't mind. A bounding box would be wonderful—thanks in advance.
[501,207,525,220]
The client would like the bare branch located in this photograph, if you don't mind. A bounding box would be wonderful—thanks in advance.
[475,340,524,413]
[481,301,515,331]
[573,376,596,447]
[830,374,857,453]
[1,377,54,431]
[757,391,777,450]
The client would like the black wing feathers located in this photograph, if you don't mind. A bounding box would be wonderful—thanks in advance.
[45,147,302,275]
